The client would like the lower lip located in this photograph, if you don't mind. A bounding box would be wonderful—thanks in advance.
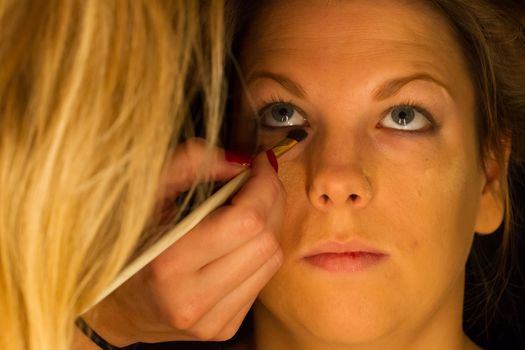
[304,252,386,272]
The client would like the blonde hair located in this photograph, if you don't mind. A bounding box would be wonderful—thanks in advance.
[0,1,225,350]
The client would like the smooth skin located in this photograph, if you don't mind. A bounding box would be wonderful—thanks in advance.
[233,1,507,349]
[77,139,285,347]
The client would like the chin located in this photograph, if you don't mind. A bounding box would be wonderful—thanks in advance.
[303,310,394,345]
[257,276,401,346]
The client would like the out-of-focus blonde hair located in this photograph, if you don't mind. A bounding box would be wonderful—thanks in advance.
[0,1,225,350]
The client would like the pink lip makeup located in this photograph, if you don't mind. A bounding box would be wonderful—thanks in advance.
[303,241,387,273]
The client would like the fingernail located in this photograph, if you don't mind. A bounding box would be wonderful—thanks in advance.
[225,151,252,167]
[266,150,278,173]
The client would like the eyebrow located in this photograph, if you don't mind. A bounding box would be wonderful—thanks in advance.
[246,71,451,101]
[372,73,451,100]
[246,71,307,98]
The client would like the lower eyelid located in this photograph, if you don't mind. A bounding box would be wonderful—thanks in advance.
[385,104,436,125]
[259,104,309,127]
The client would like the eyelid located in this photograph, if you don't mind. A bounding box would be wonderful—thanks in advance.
[256,99,308,119]
[379,103,438,133]
[258,102,309,129]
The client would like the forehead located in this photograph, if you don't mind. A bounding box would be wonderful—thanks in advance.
[239,0,470,100]
[242,0,456,53]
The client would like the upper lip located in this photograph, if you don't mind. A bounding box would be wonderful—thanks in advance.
[302,240,386,258]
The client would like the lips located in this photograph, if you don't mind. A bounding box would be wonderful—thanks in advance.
[302,241,387,273]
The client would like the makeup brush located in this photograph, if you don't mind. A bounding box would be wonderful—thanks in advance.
[85,129,308,312]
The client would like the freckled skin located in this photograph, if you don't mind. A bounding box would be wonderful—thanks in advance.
[233,1,504,349]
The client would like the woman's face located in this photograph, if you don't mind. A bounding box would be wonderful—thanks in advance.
[233,0,503,347]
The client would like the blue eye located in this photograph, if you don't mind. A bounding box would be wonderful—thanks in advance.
[379,105,432,131]
[259,102,307,127]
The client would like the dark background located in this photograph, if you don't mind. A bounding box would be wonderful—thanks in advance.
[464,164,525,350]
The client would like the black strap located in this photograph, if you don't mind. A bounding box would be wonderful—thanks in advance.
[75,317,126,350]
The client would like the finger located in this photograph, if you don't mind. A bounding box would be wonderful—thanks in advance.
[161,138,250,197]
[194,228,281,298]
[146,234,281,336]
[189,249,283,340]
[213,301,253,341]
[230,150,286,213]
[152,152,286,270]
[149,203,268,272]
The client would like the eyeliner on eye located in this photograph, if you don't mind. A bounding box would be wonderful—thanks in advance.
[378,102,440,133]
[256,99,308,128]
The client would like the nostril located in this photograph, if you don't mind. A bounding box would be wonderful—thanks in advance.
[348,194,359,202]
[320,194,330,204]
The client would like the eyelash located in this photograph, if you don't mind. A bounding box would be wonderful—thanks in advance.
[254,96,438,132]
[382,99,439,132]
[255,94,305,116]
[256,94,290,112]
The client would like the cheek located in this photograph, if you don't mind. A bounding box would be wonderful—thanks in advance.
[381,155,484,276]
[274,161,312,250]
[374,123,481,247]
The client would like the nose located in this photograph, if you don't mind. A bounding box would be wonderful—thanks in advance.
[307,140,372,211]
